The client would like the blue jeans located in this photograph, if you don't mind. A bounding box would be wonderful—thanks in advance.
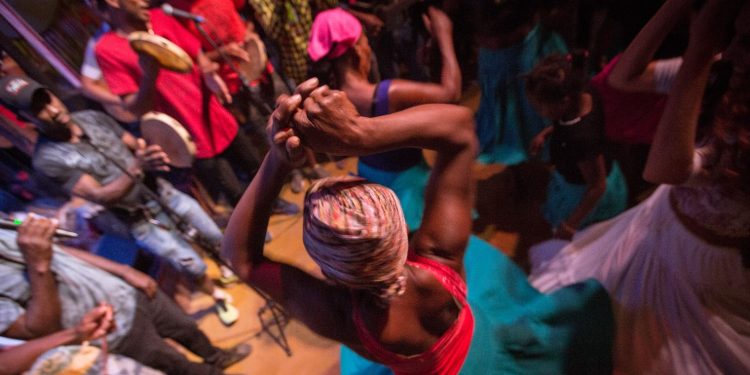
[130,185,222,279]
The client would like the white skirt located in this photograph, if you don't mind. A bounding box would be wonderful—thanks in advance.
[529,185,750,375]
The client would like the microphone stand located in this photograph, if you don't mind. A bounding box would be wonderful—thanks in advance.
[81,137,293,356]
[193,20,274,116]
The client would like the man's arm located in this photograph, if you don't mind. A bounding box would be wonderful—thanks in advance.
[69,137,169,205]
[60,246,157,298]
[120,55,161,118]
[0,305,114,375]
[5,217,62,339]
[70,171,141,206]
[197,51,231,104]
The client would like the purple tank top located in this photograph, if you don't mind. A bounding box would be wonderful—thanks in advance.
[359,80,423,171]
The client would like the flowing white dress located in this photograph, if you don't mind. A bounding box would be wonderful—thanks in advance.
[529,150,750,375]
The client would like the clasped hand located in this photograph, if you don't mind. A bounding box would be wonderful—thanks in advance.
[267,78,369,167]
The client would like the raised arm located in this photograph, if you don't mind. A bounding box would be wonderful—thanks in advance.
[222,95,304,285]
[119,54,161,118]
[4,217,62,339]
[608,0,691,92]
[221,91,352,341]
[388,7,461,111]
[295,83,478,271]
[644,0,743,184]
[0,304,114,375]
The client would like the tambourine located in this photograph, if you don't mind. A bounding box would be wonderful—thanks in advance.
[128,31,194,73]
[140,112,196,168]
[237,35,268,83]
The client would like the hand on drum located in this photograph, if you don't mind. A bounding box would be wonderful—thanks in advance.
[202,63,232,104]
[134,138,171,172]
[138,53,161,79]
[220,42,250,63]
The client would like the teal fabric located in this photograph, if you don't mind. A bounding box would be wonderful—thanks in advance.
[543,162,628,229]
[357,159,430,231]
[340,236,614,374]
[475,25,568,165]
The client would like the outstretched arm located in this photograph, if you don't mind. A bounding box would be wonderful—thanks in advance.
[608,0,691,92]
[644,0,743,184]
[0,305,114,375]
[295,83,478,272]
[4,217,61,339]
[389,7,461,111]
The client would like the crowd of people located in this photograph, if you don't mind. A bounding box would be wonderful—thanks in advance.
[0,0,748,374]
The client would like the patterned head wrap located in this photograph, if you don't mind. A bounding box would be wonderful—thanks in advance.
[303,176,408,300]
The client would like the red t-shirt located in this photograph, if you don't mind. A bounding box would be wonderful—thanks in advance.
[589,55,667,145]
[169,0,271,94]
[95,9,238,159]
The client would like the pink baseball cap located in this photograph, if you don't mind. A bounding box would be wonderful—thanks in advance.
[308,8,363,62]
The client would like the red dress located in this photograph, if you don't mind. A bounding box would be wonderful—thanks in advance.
[352,252,474,375]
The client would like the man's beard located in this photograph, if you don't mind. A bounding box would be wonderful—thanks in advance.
[41,121,73,142]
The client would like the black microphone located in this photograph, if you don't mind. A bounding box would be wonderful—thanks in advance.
[161,4,205,23]
[0,218,79,238]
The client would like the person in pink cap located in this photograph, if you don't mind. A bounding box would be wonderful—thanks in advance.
[307,6,460,231]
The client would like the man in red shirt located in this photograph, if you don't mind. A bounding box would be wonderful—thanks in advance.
[94,0,298,214]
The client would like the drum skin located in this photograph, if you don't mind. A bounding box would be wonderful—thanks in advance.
[237,36,267,83]
[140,112,196,168]
[128,31,194,73]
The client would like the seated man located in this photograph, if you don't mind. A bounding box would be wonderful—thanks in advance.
[0,215,250,374]
[0,75,239,325]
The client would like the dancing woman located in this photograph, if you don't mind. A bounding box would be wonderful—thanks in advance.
[222,81,613,374]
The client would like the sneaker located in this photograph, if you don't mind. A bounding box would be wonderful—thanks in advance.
[216,343,252,369]
[218,266,239,287]
[215,299,240,326]
[290,169,304,193]
[272,198,299,215]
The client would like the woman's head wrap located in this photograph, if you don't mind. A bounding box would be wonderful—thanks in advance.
[308,8,363,62]
[303,176,408,300]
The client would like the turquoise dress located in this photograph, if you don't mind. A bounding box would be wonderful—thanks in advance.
[542,90,628,229]
[357,80,431,231]
[340,236,614,374]
[475,24,567,165]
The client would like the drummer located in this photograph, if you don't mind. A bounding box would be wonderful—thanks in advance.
[166,0,331,190]
[93,0,299,215]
